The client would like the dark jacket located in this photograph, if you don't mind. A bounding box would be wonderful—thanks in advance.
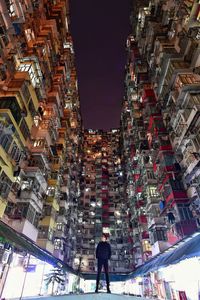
[96,241,111,260]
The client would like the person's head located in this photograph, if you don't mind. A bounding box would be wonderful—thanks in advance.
[101,233,107,242]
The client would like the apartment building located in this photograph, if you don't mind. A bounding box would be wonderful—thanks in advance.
[121,0,200,267]
[74,129,133,274]
[0,0,81,267]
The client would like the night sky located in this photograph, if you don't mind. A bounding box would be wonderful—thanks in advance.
[69,0,131,130]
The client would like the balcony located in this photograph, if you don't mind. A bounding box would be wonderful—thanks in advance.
[29,139,48,155]
[138,214,147,225]
[22,165,48,190]
[170,219,198,239]
[57,128,67,147]
[18,189,43,211]
[4,201,40,241]
[172,97,200,151]
[49,157,62,171]
[148,115,167,136]
[184,155,200,178]
[36,119,53,146]
[135,200,145,209]
[145,197,160,212]
[171,73,200,105]
[54,226,67,239]
[0,104,28,145]
[143,174,157,185]
[142,88,157,104]
[162,185,188,206]
[148,216,166,229]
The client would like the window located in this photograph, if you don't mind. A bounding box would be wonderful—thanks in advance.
[152,229,167,243]
[54,239,63,250]
[9,142,21,162]
[0,97,21,124]
[193,134,200,150]
[157,229,167,241]
[0,134,12,152]
[162,154,175,167]
[147,186,159,198]
[57,223,63,231]
[174,114,185,136]
[46,186,55,197]
[32,211,39,227]
[0,23,9,46]
[48,228,54,241]
[170,178,184,191]
[51,172,58,180]
[26,204,36,224]
[43,205,52,216]
[59,207,65,216]
[6,0,16,17]
[25,28,35,43]
[18,63,41,88]
[182,108,191,121]
[177,204,193,220]
[19,119,30,140]
[28,98,36,117]
[0,172,12,198]
[38,226,48,239]
[146,170,155,180]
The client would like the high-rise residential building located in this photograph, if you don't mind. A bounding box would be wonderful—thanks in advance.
[121,0,200,268]
[0,0,82,266]
[74,129,133,274]
[0,1,200,292]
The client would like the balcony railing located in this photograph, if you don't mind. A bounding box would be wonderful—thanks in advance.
[19,190,43,211]
[148,216,166,229]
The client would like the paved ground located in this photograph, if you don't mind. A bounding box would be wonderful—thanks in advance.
[24,293,149,300]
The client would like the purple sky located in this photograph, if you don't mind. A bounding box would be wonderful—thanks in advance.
[69,0,131,130]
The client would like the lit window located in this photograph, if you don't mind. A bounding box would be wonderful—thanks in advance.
[25,29,35,42]
[18,60,42,88]
[54,239,63,250]
[46,186,55,197]
[142,240,151,252]
[7,0,16,17]
[57,223,63,231]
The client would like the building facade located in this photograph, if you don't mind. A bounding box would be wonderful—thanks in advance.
[121,0,200,268]
[0,0,82,267]
[0,0,200,286]
[74,129,133,273]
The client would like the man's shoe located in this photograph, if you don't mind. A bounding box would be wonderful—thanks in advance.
[107,289,111,293]
[95,289,98,293]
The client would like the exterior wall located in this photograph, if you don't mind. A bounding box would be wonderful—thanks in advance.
[75,130,133,273]
[0,0,81,268]
[121,0,200,267]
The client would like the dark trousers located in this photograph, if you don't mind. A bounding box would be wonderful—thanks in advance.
[96,258,110,290]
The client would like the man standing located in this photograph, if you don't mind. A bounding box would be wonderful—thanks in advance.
[95,233,111,293]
